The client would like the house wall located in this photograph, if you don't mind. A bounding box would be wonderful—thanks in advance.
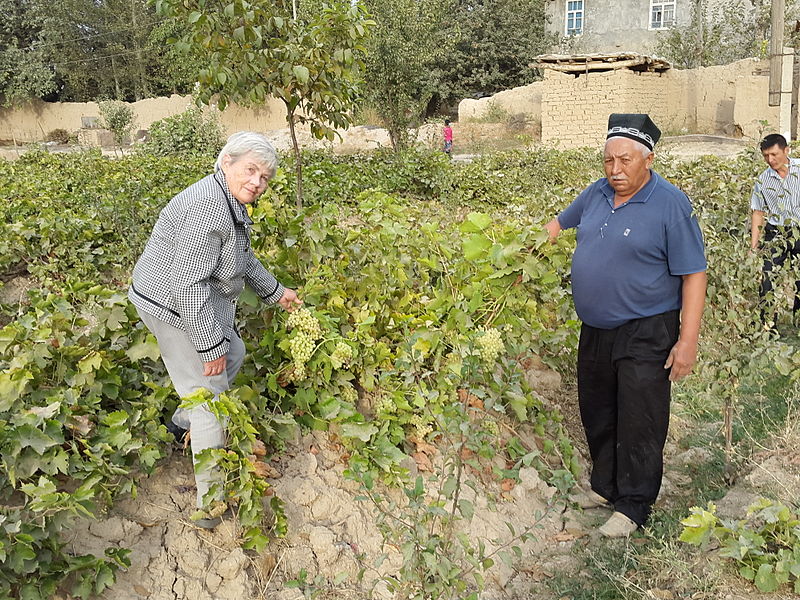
[546,0,692,54]
[0,94,287,144]
[540,69,675,148]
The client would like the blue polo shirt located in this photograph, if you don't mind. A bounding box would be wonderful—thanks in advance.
[558,171,706,329]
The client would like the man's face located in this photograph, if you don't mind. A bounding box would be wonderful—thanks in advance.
[762,144,790,172]
[603,137,654,197]
[221,152,272,204]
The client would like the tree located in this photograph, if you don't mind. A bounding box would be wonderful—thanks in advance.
[154,0,372,208]
[99,99,136,148]
[144,18,205,97]
[0,0,56,106]
[362,0,454,150]
[654,0,799,68]
[435,0,555,108]
[37,0,156,101]
[0,0,202,105]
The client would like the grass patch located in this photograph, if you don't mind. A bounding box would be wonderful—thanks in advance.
[542,366,798,600]
[732,375,793,445]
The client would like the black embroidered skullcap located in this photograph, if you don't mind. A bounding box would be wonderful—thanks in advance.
[606,114,661,151]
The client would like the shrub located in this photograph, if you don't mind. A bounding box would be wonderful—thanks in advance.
[473,100,510,124]
[45,128,70,144]
[505,113,528,132]
[98,100,135,146]
[142,106,224,157]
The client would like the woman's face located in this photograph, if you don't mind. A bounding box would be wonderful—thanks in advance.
[221,152,272,204]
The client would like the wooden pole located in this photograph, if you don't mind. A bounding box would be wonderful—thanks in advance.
[793,54,799,140]
[769,0,785,107]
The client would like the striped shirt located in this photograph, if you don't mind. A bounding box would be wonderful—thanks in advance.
[129,170,284,362]
[750,157,800,225]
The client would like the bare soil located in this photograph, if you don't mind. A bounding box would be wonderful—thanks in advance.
[60,424,579,600]
[57,349,797,600]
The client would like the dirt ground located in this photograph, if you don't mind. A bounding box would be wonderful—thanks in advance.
[54,361,586,600]
[55,358,800,600]
[658,134,751,162]
[0,125,755,163]
[61,428,572,600]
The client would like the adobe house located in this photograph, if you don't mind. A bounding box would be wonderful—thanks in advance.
[535,52,794,148]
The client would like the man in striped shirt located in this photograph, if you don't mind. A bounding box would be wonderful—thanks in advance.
[750,134,800,317]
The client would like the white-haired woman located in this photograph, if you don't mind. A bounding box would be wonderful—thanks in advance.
[129,131,301,527]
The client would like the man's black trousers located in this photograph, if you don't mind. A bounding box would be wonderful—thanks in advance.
[577,310,679,526]
[761,223,800,313]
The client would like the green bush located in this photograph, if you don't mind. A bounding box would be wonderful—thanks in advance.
[1,147,580,595]
[98,100,135,146]
[472,100,510,124]
[681,499,800,594]
[4,144,800,598]
[142,106,224,157]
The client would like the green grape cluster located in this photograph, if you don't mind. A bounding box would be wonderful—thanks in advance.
[330,341,354,370]
[287,307,322,341]
[477,327,505,364]
[287,363,307,383]
[483,419,500,436]
[341,385,358,405]
[409,414,433,439]
[289,332,315,364]
[285,308,324,380]
[373,393,396,415]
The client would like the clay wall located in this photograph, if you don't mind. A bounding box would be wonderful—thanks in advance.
[0,95,287,144]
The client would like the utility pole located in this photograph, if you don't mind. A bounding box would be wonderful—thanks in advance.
[768,0,785,106]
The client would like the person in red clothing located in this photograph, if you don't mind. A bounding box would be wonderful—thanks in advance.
[443,119,453,155]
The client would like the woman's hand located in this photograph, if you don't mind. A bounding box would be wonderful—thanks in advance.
[278,288,303,312]
[203,355,227,376]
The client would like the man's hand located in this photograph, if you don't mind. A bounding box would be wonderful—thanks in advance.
[545,218,562,243]
[278,287,303,312]
[203,355,227,377]
[664,338,697,382]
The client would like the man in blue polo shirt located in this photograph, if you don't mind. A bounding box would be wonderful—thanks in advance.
[545,114,707,537]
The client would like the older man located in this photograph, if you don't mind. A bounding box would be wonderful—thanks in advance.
[750,133,800,319]
[545,114,707,537]
[129,131,302,528]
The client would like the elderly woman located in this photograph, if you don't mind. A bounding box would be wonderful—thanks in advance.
[129,131,301,527]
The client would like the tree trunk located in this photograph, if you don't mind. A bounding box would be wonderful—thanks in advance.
[723,388,736,485]
[110,55,122,100]
[693,0,704,68]
[768,0,786,106]
[131,0,148,100]
[286,105,304,210]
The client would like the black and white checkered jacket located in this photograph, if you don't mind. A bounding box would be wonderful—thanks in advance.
[129,170,284,362]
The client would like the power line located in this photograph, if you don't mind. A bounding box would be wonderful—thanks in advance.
[22,18,167,52]
[48,46,163,68]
